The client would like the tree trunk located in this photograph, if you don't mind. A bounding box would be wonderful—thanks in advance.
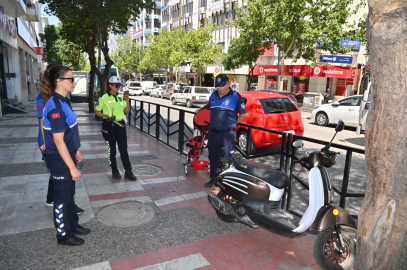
[88,69,95,113]
[356,2,407,269]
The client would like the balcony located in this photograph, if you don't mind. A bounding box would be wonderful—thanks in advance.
[26,1,40,22]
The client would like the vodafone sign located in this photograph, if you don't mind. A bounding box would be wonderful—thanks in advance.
[252,65,356,78]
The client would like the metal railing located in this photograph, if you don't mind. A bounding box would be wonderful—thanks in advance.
[128,99,365,218]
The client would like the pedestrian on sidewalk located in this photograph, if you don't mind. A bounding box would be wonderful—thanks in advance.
[35,79,41,93]
[38,64,84,215]
[26,72,31,92]
[203,74,247,188]
[42,64,90,246]
[94,76,137,181]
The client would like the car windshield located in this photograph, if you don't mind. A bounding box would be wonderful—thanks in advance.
[130,83,141,87]
[260,98,298,113]
[195,87,210,94]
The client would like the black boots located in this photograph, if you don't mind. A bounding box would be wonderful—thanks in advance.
[57,234,84,246]
[124,167,137,181]
[112,166,121,179]
[204,178,214,188]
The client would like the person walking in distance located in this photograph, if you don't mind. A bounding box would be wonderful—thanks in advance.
[27,72,31,93]
[94,76,137,181]
[203,74,247,188]
[42,65,90,246]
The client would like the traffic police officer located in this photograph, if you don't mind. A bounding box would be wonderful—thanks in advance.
[95,76,137,180]
[203,74,247,188]
[42,65,90,246]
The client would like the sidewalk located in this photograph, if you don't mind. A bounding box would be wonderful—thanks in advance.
[0,102,320,270]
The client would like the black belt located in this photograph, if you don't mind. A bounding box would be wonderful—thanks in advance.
[210,128,236,134]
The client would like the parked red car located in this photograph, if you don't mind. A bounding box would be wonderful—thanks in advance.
[237,92,304,152]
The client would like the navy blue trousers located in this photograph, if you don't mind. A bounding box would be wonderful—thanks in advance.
[45,151,79,240]
[207,130,236,178]
[101,121,131,168]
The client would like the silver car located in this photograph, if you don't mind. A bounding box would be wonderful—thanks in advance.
[171,86,211,108]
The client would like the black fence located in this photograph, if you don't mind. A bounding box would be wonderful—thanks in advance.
[128,99,365,219]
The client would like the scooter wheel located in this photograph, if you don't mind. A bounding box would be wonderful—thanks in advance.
[313,227,356,270]
[185,164,191,175]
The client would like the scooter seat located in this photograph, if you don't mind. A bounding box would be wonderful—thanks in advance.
[235,159,289,189]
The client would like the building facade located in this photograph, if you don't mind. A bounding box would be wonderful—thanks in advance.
[0,0,46,114]
[131,1,162,48]
[160,0,368,97]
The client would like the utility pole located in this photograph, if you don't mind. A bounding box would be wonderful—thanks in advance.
[277,45,281,91]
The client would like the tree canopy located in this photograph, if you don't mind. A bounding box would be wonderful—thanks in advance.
[230,0,367,89]
[110,36,143,75]
[40,0,155,111]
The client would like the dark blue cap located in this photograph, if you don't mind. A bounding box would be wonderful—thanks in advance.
[215,74,229,87]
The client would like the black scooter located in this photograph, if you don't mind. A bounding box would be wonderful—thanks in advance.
[208,120,357,270]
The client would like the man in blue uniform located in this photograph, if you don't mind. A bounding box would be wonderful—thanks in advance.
[203,74,247,188]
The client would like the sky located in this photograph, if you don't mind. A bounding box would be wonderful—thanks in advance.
[41,4,60,26]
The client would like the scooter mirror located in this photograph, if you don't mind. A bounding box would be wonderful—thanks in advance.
[335,120,345,132]
[293,140,304,148]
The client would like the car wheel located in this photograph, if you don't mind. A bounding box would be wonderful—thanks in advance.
[171,98,177,105]
[316,112,329,126]
[237,130,256,154]
[186,100,193,108]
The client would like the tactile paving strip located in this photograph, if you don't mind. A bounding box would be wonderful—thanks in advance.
[97,202,154,227]
[132,165,162,176]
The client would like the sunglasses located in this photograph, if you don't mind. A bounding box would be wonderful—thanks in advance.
[59,77,75,83]
[112,84,121,88]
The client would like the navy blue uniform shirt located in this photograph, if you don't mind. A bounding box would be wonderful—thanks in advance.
[43,92,81,155]
[205,88,246,130]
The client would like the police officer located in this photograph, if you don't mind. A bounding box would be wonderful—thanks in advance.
[95,76,137,181]
[42,65,90,246]
[203,74,247,188]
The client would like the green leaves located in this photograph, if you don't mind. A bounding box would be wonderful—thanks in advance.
[111,36,143,75]
[140,24,222,85]
[232,0,367,64]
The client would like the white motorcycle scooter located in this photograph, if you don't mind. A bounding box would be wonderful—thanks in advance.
[208,120,357,270]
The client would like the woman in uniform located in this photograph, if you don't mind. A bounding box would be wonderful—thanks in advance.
[95,76,137,181]
[42,65,90,246]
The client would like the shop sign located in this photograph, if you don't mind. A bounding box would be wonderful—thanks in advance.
[252,65,356,78]
[161,4,169,11]
[319,55,353,64]
[0,7,17,38]
[208,1,224,14]
[340,39,361,52]
[33,47,45,55]
[132,29,143,40]
[262,44,275,56]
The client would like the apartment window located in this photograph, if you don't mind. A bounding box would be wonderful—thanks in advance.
[200,0,207,8]
[200,18,205,27]
[232,3,237,20]
[155,8,160,15]
[221,13,224,26]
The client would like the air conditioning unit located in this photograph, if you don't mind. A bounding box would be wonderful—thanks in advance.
[200,7,205,14]
[154,28,159,32]
[185,13,190,18]
[154,15,159,19]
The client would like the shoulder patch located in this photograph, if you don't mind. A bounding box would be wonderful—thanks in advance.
[37,105,42,110]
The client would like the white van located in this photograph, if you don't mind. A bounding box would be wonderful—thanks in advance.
[140,81,157,95]
[70,71,88,103]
